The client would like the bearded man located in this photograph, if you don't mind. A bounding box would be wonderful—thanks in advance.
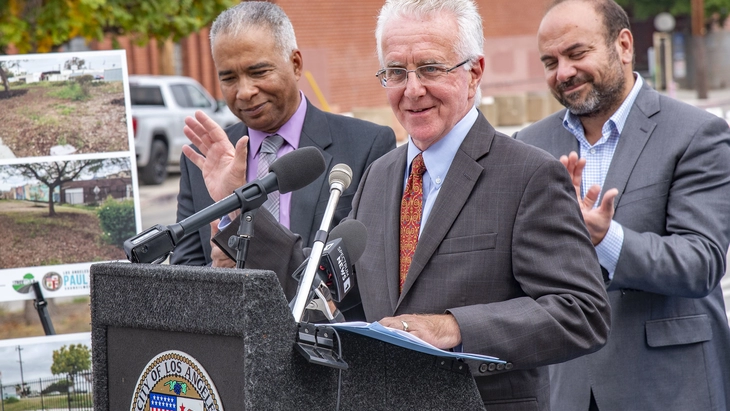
[515,1,730,410]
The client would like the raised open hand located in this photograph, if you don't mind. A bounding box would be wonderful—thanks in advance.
[182,110,249,202]
[559,151,616,245]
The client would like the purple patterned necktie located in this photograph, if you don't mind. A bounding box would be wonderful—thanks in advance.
[257,134,284,220]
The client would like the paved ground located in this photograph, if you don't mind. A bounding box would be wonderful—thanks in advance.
[137,88,730,324]
[138,173,180,230]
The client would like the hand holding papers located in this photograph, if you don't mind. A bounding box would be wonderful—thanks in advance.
[326,321,505,364]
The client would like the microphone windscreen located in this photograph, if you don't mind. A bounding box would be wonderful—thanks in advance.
[328,219,368,264]
[329,163,353,190]
[270,147,326,193]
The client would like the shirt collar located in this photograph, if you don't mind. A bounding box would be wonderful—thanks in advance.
[563,73,643,140]
[406,106,478,186]
[248,91,307,154]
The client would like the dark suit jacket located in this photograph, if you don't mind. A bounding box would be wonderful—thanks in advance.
[516,83,730,411]
[171,99,395,269]
[239,112,611,410]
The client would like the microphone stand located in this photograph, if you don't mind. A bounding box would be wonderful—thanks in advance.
[229,209,257,269]
[31,282,55,335]
[291,164,353,371]
[291,164,352,322]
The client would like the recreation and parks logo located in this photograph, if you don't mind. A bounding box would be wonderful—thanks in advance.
[12,273,35,293]
[42,272,63,292]
[130,350,223,411]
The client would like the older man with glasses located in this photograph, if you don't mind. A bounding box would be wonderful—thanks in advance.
[197,0,611,408]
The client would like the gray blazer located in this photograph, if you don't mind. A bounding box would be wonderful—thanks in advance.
[239,113,611,410]
[171,98,395,268]
[515,83,730,411]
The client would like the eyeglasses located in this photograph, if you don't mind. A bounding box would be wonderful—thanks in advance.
[375,59,470,88]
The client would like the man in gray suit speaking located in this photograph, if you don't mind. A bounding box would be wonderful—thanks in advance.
[515,1,730,410]
[189,0,611,409]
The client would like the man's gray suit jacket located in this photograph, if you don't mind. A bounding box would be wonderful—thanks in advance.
[171,99,395,271]
[239,112,611,410]
[515,83,730,411]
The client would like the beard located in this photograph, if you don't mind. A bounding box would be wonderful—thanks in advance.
[554,50,626,118]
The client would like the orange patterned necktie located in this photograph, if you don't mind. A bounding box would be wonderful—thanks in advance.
[400,153,427,293]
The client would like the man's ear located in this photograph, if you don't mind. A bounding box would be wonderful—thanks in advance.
[468,56,485,99]
[616,28,634,65]
[291,49,303,80]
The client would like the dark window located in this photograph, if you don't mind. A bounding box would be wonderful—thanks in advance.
[130,85,165,106]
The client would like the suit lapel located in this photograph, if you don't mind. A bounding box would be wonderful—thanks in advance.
[397,114,492,304]
[291,101,333,242]
[552,110,580,157]
[385,148,409,312]
[602,85,658,208]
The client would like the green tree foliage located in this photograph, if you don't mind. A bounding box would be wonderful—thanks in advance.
[616,0,730,22]
[50,344,91,377]
[64,57,86,71]
[0,0,238,54]
[97,196,136,248]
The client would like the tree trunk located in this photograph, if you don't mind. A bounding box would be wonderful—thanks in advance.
[691,0,708,99]
[693,36,708,99]
[0,66,9,98]
[157,38,175,75]
[48,186,56,217]
[23,300,35,326]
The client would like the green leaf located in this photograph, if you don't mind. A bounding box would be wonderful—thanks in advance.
[2,0,238,53]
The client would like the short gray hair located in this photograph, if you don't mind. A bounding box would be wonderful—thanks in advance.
[210,1,298,61]
[375,0,484,68]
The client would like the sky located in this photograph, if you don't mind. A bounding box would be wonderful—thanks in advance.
[1,50,124,75]
[0,174,28,192]
[0,333,91,384]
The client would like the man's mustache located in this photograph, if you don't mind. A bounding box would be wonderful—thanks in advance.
[557,74,593,93]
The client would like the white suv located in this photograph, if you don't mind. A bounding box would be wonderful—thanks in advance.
[130,75,239,185]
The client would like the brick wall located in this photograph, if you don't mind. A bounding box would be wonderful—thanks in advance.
[90,0,551,112]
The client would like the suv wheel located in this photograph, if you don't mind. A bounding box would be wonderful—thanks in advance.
[140,140,168,185]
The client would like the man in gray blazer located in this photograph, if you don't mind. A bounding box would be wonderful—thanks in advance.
[515,1,730,409]
[171,2,395,269]
[192,0,611,408]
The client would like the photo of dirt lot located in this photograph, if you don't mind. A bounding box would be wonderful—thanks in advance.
[0,157,136,269]
[0,201,127,269]
[0,80,129,158]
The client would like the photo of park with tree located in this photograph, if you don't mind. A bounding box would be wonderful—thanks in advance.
[0,158,136,269]
[0,335,94,410]
[0,52,129,159]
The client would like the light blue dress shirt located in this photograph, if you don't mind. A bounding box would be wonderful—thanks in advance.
[561,74,644,278]
[404,106,479,236]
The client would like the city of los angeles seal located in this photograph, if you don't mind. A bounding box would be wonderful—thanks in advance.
[130,350,223,411]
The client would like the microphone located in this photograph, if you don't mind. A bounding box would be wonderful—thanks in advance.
[291,219,367,322]
[124,147,326,264]
[291,163,353,321]
[291,219,367,298]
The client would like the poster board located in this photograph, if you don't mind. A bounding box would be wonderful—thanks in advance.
[0,49,140,304]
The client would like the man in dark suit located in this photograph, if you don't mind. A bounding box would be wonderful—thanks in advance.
[172,1,395,269]
[193,0,611,409]
[515,1,730,410]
